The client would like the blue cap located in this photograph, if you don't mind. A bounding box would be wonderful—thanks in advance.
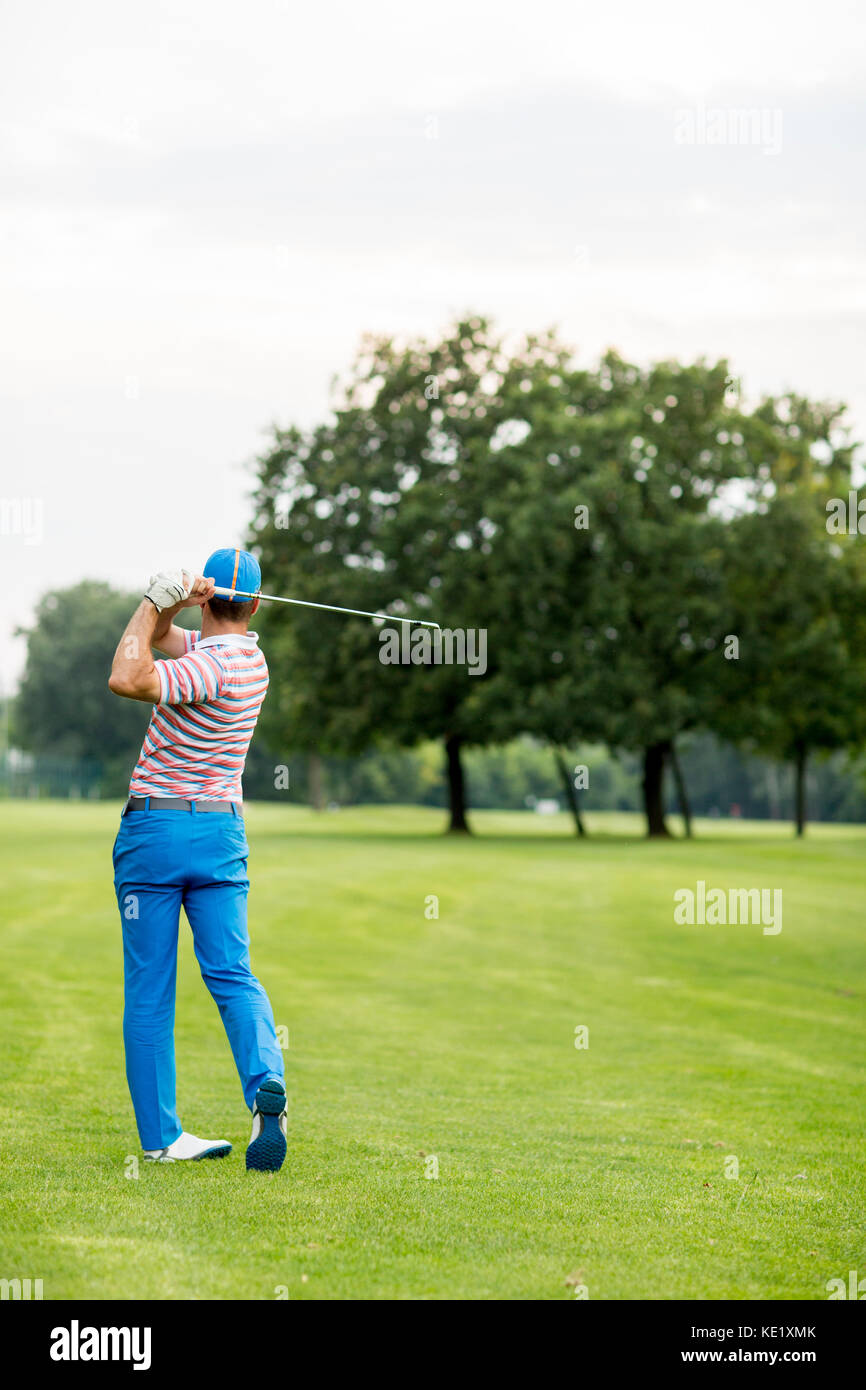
[204,547,262,602]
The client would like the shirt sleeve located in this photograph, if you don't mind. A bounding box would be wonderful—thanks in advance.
[155,649,224,705]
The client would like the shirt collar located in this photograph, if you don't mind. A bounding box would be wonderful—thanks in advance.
[194,631,260,651]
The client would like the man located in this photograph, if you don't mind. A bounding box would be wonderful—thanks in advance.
[108,548,287,1171]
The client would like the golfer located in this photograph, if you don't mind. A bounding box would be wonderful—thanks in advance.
[108,548,287,1171]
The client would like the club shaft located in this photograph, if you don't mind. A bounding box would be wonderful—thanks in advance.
[212,586,440,628]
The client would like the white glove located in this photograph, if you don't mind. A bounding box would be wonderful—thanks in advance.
[144,568,193,613]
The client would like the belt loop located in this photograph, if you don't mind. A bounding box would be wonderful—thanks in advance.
[144,795,150,812]
[190,800,197,813]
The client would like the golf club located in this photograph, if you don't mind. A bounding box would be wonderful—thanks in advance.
[212,585,441,629]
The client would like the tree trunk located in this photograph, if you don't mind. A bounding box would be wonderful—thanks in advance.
[444,733,470,833]
[667,738,692,838]
[308,751,325,812]
[642,741,671,837]
[553,749,586,837]
[794,741,807,837]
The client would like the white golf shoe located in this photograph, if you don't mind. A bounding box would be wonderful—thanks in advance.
[143,1131,232,1163]
[246,1079,288,1172]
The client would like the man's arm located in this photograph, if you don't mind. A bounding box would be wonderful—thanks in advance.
[109,573,215,701]
[151,609,193,659]
[108,600,163,702]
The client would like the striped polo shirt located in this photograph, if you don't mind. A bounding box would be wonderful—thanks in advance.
[129,628,269,802]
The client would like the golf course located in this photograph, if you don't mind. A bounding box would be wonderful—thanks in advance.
[1,800,863,1301]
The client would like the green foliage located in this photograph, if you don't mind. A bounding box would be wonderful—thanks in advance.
[249,320,866,833]
[10,323,866,837]
[250,317,592,757]
[716,497,866,762]
[239,732,866,822]
[499,353,749,755]
[14,581,150,763]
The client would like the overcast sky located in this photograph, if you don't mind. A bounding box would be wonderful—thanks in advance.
[2,0,864,691]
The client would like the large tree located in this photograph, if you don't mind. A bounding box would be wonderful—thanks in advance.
[708,392,864,835]
[248,326,864,841]
[713,494,866,835]
[15,581,151,791]
[500,352,753,836]
[250,317,592,831]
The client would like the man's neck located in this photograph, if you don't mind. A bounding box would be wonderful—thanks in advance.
[200,615,250,641]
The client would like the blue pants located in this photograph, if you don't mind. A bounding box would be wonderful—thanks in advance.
[112,802,284,1150]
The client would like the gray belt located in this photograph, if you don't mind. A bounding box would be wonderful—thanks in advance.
[124,796,242,816]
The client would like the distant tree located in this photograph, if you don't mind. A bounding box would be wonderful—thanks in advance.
[14,581,151,789]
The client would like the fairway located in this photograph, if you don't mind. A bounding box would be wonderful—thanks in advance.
[1,800,863,1301]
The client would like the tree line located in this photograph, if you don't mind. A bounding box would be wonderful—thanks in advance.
[9,317,866,837]
[247,316,866,837]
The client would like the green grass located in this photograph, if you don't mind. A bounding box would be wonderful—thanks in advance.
[1,800,864,1301]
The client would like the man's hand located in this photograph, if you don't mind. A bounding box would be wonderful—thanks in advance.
[177,574,216,609]
[150,574,216,657]
[144,569,214,614]
[111,571,219,700]
[147,575,215,661]
[144,569,190,613]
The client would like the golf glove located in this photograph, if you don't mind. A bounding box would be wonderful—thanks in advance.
[144,569,193,613]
